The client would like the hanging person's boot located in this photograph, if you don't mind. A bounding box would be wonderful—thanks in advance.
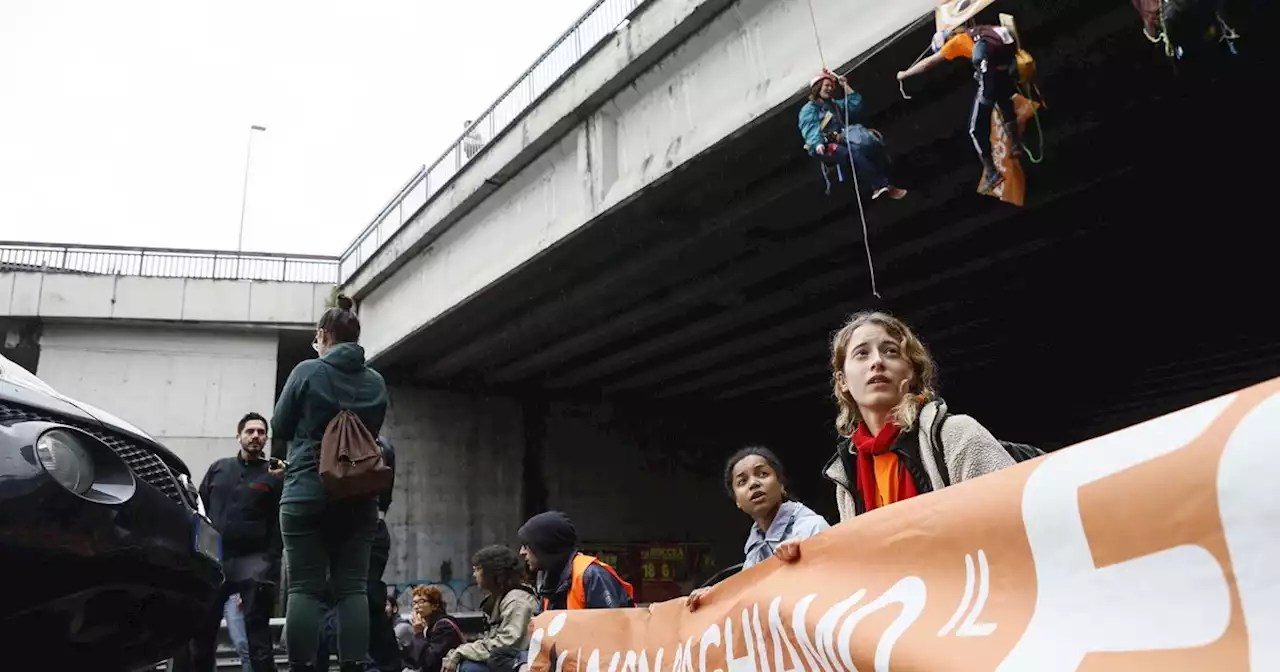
[338,661,367,672]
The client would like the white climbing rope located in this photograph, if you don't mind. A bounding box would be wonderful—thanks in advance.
[804,0,882,299]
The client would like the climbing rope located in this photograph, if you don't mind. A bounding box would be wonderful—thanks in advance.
[1019,81,1047,164]
[898,44,933,100]
[804,0,881,299]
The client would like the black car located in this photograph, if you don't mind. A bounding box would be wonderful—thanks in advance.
[0,355,223,670]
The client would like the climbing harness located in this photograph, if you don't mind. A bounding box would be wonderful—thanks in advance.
[802,0,881,298]
[898,16,1048,171]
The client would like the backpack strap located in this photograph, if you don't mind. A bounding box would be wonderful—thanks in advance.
[435,616,465,642]
[927,399,954,488]
[835,437,865,516]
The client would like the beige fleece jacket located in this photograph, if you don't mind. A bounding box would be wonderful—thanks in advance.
[446,587,539,665]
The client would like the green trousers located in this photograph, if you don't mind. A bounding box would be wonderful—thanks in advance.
[280,498,377,665]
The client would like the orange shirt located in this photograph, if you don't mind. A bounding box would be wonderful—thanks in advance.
[940,33,975,61]
[873,453,903,508]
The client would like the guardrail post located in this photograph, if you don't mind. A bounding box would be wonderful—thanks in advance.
[137,250,145,277]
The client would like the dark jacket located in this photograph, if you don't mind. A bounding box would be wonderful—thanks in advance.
[407,613,465,672]
[377,435,396,514]
[272,342,389,504]
[517,511,632,611]
[536,554,634,611]
[199,454,282,573]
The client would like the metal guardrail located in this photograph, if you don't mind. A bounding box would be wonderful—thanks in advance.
[0,241,339,284]
[337,0,645,284]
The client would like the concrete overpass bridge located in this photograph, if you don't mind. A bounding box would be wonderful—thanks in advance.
[1,241,336,482]
[332,0,1277,590]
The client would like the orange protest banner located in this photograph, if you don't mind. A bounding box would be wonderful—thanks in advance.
[529,377,1279,671]
[980,93,1039,206]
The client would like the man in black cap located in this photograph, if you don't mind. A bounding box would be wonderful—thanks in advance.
[516,511,634,612]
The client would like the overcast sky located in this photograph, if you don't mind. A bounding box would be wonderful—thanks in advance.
[0,0,591,256]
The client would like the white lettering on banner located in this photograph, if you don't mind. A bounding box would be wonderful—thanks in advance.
[795,592,867,672]
[1218,393,1280,669]
[767,597,803,672]
[700,623,722,672]
[835,577,927,672]
[997,394,1238,671]
[937,550,997,638]
[750,605,771,672]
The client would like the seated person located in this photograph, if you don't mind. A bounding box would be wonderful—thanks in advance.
[406,585,466,672]
[444,546,540,672]
[518,511,634,611]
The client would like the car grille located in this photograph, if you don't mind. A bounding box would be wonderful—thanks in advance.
[0,400,190,508]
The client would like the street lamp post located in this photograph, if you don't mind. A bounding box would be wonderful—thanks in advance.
[235,125,267,277]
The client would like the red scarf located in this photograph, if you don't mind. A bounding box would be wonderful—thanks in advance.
[851,420,919,512]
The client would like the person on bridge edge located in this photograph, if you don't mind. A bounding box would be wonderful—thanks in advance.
[896,25,1026,194]
[798,70,907,201]
[174,412,283,672]
[518,511,635,612]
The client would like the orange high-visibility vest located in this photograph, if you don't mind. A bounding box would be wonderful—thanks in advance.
[544,554,635,610]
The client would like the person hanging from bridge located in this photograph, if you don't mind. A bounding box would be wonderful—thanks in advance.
[897,24,1027,194]
[798,70,907,201]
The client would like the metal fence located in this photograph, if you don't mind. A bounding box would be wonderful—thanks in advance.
[0,242,339,284]
[338,0,645,284]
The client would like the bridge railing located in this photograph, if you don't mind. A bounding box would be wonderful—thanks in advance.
[0,241,339,284]
[338,0,645,284]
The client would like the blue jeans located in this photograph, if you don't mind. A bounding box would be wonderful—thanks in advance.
[223,595,253,672]
[816,124,890,191]
[459,661,490,672]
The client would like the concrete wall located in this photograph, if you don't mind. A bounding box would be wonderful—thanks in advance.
[541,401,744,564]
[380,386,527,586]
[353,0,936,362]
[35,323,279,481]
[0,271,333,325]
[378,387,771,587]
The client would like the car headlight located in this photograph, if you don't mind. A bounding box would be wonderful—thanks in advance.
[35,429,96,495]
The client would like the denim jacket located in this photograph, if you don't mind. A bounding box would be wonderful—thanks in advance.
[743,501,832,569]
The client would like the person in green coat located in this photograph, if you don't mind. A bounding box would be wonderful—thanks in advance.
[272,295,389,672]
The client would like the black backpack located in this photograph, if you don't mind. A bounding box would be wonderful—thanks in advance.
[927,400,1044,487]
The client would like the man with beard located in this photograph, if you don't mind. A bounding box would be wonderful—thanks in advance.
[176,412,284,672]
[517,511,634,612]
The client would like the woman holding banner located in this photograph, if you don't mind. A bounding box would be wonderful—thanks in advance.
[825,312,1013,521]
[686,446,830,611]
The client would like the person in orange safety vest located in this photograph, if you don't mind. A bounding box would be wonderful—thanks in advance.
[517,511,634,612]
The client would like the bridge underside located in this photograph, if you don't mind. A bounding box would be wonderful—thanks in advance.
[375,0,1276,455]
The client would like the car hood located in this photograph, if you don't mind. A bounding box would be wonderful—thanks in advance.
[0,353,190,477]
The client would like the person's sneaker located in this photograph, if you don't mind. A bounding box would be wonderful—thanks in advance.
[980,170,1004,194]
[872,186,908,200]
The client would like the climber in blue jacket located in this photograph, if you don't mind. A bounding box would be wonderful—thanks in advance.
[798,70,906,200]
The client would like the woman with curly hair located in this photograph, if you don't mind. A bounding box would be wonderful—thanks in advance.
[444,546,538,672]
[404,585,465,672]
[825,311,1014,521]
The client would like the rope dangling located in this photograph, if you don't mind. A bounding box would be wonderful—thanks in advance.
[804,0,882,299]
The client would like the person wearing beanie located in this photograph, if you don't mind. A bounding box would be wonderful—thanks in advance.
[516,511,635,611]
